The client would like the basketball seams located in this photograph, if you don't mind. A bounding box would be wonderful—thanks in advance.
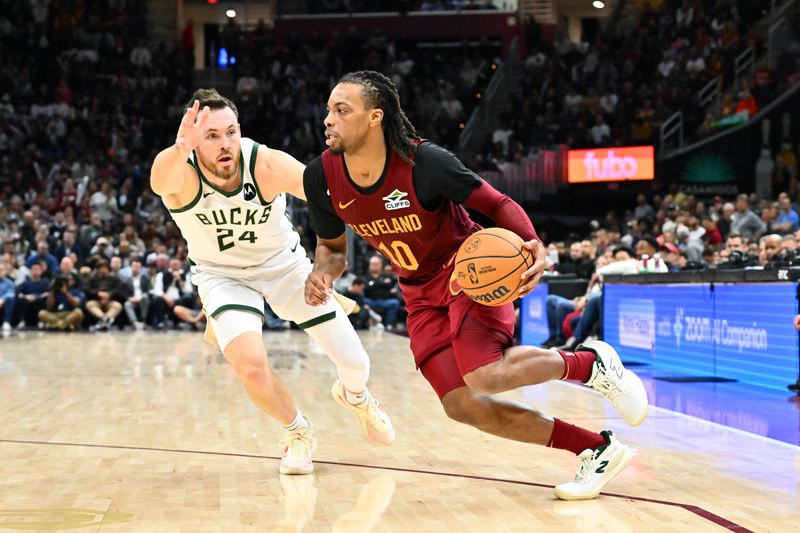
[458,258,529,291]
[456,228,536,306]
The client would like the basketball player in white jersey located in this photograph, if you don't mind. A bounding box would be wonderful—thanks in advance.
[150,89,394,475]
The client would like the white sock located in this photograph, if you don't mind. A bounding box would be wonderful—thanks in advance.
[283,410,310,432]
[345,388,368,406]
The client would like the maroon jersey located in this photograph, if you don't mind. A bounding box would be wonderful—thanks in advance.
[320,146,479,281]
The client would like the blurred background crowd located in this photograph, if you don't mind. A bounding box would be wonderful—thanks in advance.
[0,0,798,334]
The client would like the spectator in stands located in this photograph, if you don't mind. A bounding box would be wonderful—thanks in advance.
[773,193,799,233]
[364,255,402,331]
[122,258,150,331]
[38,275,84,331]
[54,230,86,265]
[26,241,58,275]
[590,114,611,146]
[759,234,783,266]
[557,246,640,350]
[57,256,86,303]
[634,194,656,221]
[86,261,124,332]
[0,262,15,332]
[731,194,766,240]
[659,242,682,271]
[80,213,103,250]
[15,262,49,328]
[149,258,194,329]
[782,234,798,253]
[557,242,594,278]
[173,294,205,331]
[725,231,748,253]
[702,215,723,246]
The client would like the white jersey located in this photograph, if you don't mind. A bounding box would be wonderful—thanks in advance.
[167,137,296,268]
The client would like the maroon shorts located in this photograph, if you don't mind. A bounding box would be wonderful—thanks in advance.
[401,268,515,401]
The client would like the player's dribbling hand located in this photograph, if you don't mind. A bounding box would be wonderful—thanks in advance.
[519,239,546,297]
[175,100,211,156]
[305,272,333,306]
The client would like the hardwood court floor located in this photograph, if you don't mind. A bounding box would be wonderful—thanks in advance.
[0,330,798,532]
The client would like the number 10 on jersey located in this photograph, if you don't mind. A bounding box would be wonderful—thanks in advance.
[378,240,419,271]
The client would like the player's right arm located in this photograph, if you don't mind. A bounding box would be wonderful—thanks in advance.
[302,157,348,307]
[150,100,210,208]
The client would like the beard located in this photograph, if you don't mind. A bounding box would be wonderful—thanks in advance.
[198,151,239,181]
[330,145,345,155]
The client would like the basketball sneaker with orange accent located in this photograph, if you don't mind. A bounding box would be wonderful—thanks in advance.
[279,425,316,475]
[581,340,649,427]
[331,380,396,445]
[554,430,633,500]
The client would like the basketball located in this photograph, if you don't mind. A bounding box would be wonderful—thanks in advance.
[454,228,533,307]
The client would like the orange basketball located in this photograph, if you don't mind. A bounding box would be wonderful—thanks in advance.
[454,228,534,307]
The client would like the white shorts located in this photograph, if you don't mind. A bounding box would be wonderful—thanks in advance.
[191,245,341,350]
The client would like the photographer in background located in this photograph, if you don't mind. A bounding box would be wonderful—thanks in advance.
[38,275,84,331]
[85,260,124,331]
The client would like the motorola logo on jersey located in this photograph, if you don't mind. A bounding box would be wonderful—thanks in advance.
[243,183,256,201]
[382,189,411,211]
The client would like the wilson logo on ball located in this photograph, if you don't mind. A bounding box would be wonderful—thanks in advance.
[468,285,511,303]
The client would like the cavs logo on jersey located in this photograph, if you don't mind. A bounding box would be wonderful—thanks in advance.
[382,189,410,211]
[243,183,256,201]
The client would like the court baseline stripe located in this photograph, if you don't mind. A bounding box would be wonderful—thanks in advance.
[0,438,751,532]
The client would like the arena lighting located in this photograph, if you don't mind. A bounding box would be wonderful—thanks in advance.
[207,0,218,4]
[226,9,236,18]
[593,0,605,8]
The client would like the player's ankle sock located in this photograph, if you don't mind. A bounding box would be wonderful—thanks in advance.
[345,388,368,406]
[557,349,597,383]
[547,418,607,455]
[283,410,310,432]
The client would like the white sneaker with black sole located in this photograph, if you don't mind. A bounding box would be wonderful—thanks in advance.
[554,430,633,500]
[580,340,649,427]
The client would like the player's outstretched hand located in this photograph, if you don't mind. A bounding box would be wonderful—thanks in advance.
[175,100,211,155]
[519,239,546,297]
[305,271,333,306]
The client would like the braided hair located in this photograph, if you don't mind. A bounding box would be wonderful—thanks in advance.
[338,70,420,165]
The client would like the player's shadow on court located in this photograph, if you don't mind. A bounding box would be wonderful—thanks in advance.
[272,475,395,532]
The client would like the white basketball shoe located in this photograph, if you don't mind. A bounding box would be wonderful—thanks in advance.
[580,340,649,427]
[279,425,316,475]
[554,430,634,501]
[331,380,396,445]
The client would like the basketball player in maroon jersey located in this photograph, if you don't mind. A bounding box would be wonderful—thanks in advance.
[303,71,648,500]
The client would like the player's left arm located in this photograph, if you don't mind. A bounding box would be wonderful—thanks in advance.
[463,180,546,297]
[419,142,545,297]
[254,144,307,201]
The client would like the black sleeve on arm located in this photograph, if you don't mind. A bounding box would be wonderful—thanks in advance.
[303,156,346,239]
[413,142,482,211]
